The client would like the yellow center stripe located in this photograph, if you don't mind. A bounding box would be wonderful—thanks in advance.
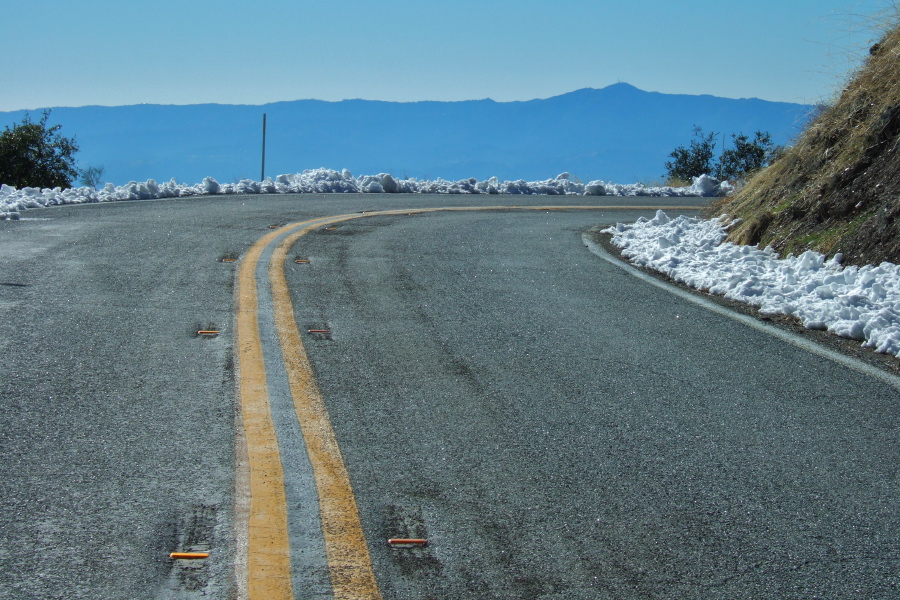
[236,226,297,600]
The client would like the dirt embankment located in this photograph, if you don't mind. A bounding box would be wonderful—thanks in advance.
[715,21,900,267]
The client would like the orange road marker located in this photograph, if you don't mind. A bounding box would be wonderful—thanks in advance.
[222,258,237,263]
[387,539,428,547]
[294,259,310,264]
[170,552,210,559]
[198,330,220,335]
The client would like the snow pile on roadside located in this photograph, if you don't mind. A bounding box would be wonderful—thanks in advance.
[604,211,900,357]
[0,170,731,220]
[584,174,731,197]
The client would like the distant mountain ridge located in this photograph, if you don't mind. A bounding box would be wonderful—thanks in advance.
[0,84,815,186]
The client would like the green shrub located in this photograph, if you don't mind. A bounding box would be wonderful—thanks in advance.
[0,110,79,189]
[716,131,779,180]
[664,127,779,182]
[664,126,717,182]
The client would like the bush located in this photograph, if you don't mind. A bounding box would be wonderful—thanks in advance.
[716,131,779,180]
[664,126,718,182]
[0,110,79,189]
[664,127,779,182]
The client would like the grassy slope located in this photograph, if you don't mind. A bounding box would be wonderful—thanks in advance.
[714,21,900,267]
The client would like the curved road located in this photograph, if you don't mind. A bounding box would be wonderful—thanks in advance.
[1,194,898,599]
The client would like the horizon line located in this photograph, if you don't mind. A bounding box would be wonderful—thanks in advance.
[0,83,817,113]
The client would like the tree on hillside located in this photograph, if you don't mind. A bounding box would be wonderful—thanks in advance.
[716,131,778,180]
[663,126,718,183]
[0,110,79,189]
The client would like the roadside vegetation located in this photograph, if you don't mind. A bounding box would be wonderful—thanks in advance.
[79,164,105,189]
[664,126,779,185]
[0,110,105,191]
[0,110,80,189]
[711,14,900,267]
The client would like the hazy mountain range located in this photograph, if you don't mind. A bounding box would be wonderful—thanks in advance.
[0,84,815,186]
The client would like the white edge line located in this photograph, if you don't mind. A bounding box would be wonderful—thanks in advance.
[582,232,900,392]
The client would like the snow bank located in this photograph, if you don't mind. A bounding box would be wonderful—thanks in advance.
[0,170,730,220]
[583,174,732,198]
[604,211,900,357]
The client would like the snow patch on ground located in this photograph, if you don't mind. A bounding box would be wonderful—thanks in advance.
[0,170,731,220]
[604,211,900,358]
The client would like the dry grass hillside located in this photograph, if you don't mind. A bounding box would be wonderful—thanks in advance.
[715,19,900,267]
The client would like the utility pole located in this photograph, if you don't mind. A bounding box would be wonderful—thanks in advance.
[261,113,267,181]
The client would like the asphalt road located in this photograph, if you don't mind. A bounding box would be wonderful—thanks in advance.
[286,208,900,599]
[1,194,898,599]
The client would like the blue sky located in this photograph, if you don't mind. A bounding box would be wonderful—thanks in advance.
[2,0,894,111]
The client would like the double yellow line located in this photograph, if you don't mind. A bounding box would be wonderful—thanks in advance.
[234,205,700,599]
[237,213,378,600]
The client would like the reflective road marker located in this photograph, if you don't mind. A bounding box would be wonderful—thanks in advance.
[170,552,210,560]
[387,539,428,548]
